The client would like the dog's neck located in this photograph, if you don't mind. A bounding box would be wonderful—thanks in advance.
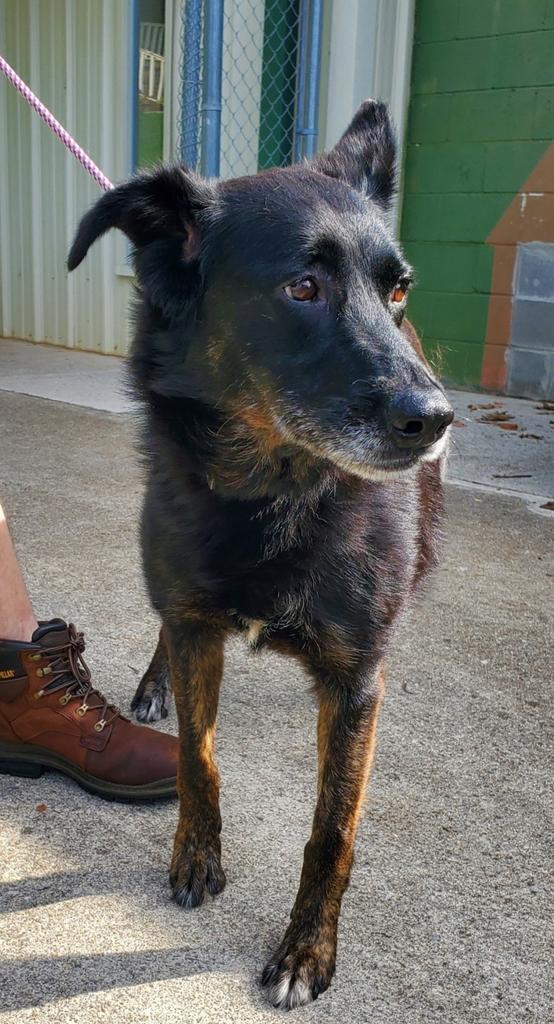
[149,394,337,502]
[205,413,334,500]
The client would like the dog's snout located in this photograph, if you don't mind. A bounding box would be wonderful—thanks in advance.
[387,390,454,449]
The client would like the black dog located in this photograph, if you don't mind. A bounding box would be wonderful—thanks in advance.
[69,100,453,1009]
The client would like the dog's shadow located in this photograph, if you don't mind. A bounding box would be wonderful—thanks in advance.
[0,947,227,1012]
[0,870,279,1013]
[0,868,158,915]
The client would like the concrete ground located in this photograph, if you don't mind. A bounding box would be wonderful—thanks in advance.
[0,342,553,1023]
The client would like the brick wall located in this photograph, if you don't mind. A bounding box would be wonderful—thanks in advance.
[400,0,554,388]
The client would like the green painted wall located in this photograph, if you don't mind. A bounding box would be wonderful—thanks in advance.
[400,0,554,387]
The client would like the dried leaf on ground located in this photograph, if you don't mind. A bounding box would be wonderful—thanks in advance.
[453,419,466,427]
[535,400,554,411]
[479,411,514,422]
[497,422,519,431]
[519,433,543,440]
[540,500,554,511]
[492,473,532,479]
[468,401,504,411]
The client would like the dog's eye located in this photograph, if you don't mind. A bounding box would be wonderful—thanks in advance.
[390,283,408,304]
[284,278,318,302]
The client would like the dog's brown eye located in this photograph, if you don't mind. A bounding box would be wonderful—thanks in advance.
[390,283,408,304]
[284,278,318,302]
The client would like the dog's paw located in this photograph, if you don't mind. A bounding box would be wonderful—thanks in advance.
[131,666,172,722]
[169,841,226,909]
[261,943,335,1010]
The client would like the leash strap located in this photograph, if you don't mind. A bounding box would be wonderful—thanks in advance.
[0,54,113,192]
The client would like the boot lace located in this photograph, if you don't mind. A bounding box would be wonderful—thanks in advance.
[34,624,120,731]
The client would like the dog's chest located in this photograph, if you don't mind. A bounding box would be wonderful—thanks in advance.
[168,477,420,645]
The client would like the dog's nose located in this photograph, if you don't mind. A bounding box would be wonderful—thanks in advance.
[387,390,454,449]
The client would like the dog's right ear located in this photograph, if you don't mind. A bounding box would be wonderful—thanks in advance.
[68,166,216,317]
[67,165,214,269]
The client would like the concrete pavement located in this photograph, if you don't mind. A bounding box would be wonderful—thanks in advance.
[0,356,552,1023]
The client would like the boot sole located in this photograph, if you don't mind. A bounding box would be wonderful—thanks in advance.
[0,741,177,802]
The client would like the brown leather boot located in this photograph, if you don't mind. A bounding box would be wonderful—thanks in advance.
[0,619,177,801]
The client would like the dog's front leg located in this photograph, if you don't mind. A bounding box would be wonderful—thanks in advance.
[262,664,385,1009]
[165,618,227,908]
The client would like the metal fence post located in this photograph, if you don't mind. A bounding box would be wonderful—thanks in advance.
[294,0,324,162]
[129,0,140,169]
[180,0,202,168]
[201,0,224,177]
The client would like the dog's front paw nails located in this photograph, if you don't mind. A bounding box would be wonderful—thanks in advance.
[169,841,226,909]
[261,944,335,1010]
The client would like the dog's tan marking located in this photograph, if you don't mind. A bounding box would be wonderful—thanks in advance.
[246,619,266,646]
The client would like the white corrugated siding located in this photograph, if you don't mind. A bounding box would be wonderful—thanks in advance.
[0,0,133,354]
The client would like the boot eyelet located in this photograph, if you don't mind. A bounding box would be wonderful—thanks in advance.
[94,720,106,732]
[30,653,42,662]
[34,689,45,699]
[59,692,72,706]
[76,704,89,717]
[36,668,43,677]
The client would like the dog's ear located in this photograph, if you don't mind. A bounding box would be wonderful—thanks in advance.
[68,165,213,268]
[314,99,396,209]
[68,166,215,317]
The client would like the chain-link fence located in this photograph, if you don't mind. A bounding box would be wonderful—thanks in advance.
[178,0,322,179]
[220,0,299,177]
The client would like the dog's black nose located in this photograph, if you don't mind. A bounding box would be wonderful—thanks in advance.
[388,390,454,449]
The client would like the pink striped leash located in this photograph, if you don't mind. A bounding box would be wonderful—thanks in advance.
[0,54,114,192]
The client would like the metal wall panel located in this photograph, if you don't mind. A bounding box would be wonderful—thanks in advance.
[0,0,134,354]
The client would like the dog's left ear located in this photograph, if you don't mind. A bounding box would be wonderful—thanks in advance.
[314,99,396,209]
